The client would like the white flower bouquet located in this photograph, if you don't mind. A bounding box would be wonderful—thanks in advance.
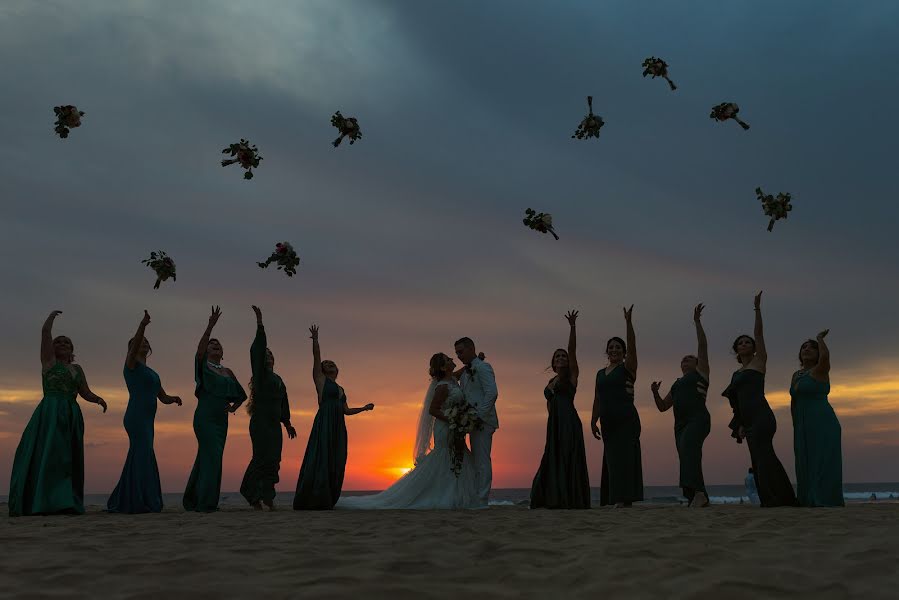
[331,111,362,147]
[141,250,176,289]
[523,208,559,240]
[572,96,605,140]
[258,242,300,276]
[710,102,750,130]
[53,105,85,139]
[641,56,677,91]
[221,138,263,179]
[442,394,483,477]
[755,187,793,231]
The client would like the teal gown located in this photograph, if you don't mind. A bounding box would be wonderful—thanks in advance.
[596,364,644,505]
[183,354,246,512]
[240,324,292,506]
[9,362,86,517]
[790,371,843,507]
[530,380,591,509]
[669,371,711,502]
[107,362,163,513]
[293,378,348,510]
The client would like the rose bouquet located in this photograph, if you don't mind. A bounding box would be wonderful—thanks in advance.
[221,139,263,179]
[442,393,484,477]
[141,251,176,289]
[755,187,793,231]
[641,56,677,91]
[710,102,750,130]
[258,242,300,276]
[53,105,85,139]
[523,208,559,240]
[572,96,605,140]
[331,111,362,147]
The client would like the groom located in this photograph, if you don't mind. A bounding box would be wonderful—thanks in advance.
[455,337,499,508]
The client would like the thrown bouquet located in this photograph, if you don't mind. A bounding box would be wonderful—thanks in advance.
[221,139,263,179]
[710,102,750,130]
[523,208,559,240]
[641,56,677,91]
[331,111,362,147]
[572,96,605,140]
[755,187,793,232]
[53,105,85,139]
[258,242,300,277]
[141,251,176,289]
[442,393,484,477]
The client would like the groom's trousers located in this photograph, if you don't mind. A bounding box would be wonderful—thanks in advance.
[470,426,495,507]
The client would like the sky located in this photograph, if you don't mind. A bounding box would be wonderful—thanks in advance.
[1,0,899,495]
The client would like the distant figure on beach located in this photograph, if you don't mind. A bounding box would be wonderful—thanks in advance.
[183,306,247,512]
[107,310,182,514]
[722,292,797,507]
[745,468,760,505]
[869,493,877,502]
[294,325,374,510]
[240,306,297,511]
[530,310,591,509]
[791,329,844,507]
[651,303,711,508]
[456,336,499,508]
[592,305,644,508]
[9,310,107,517]
[337,353,479,509]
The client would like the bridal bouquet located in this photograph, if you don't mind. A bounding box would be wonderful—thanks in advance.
[572,96,605,140]
[641,56,677,91]
[443,394,483,477]
[331,111,362,147]
[523,208,559,240]
[710,102,750,130]
[141,251,176,289]
[755,187,793,231]
[258,242,300,276]
[53,105,85,139]
[221,139,263,179]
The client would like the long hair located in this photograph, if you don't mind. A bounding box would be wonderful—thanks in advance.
[606,336,627,357]
[429,353,449,379]
[550,348,575,395]
[732,335,756,363]
[245,379,255,416]
[799,339,819,366]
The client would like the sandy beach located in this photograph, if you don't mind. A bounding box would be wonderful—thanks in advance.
[2,503,897,599]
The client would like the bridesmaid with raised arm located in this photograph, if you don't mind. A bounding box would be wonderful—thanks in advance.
[9,311,107,517]
[722,292,797,507]
[651,304,712,508]
[591,305,643,508]
[791,329,843,507]
[240,306,297,510]
[294,324,374,510]
[183,306,247,512]
[530,310,590,509]
[107,310,182,514]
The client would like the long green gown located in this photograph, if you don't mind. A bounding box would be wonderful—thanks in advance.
[596,364,644,505]
[183,354,246,512]
[669,370,711,502]
[790,371,843,507]
[9,362,86,517]
[293,378,348,510]
[240,324,292,506]
[530,379,591,509]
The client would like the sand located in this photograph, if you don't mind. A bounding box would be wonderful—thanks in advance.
[1,503,897,599]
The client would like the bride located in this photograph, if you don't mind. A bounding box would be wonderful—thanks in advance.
[336,353,480,510]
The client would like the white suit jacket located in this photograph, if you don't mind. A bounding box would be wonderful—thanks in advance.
[460,357,499,430]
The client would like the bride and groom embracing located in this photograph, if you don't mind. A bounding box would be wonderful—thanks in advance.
[337,337,498,510]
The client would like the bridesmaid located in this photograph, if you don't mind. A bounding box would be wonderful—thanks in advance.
[591,305,643,508]
[107,310,182,514]
[791,329,843,507]
[240,305,297,510]
[183,306,247,512]
[530,310,590,509]
[651,303,712,508]
[293,324,374,510]
[9,310,107,517]
[722,292,797,507]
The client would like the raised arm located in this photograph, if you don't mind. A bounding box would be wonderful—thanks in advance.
[565,310,579,384]
[753,292,767,366]
[624,305,637,376]
[694,303,710,378]
[811,329,831,381]
[309,324,324,400]
[126,310,151,370]
[196,305,222,359]
[40,310,62,368]
[651,381,673,412]
[428,383,450,422]
[76,365,107,413]
[250,306,267,384]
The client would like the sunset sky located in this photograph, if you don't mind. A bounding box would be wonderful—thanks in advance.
[2,0,899,495]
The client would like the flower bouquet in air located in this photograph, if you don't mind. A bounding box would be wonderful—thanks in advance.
[572,96,605,140]
[641,56,677,91]
[258,242,300,276]
[221,139,263,179]
[53,105,85,138]
[755,187,793,231]
[331,111,362,147]
[442,393,484,477]
[523,208,559,240]
[141,251,176,289]
[710,102,750,130]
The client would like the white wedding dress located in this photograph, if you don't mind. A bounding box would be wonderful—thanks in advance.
[336,380,480,510]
